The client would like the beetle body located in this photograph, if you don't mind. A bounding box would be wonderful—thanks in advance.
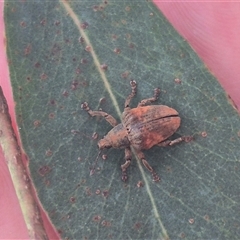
[82,81,189,182]
[99,105,180,151]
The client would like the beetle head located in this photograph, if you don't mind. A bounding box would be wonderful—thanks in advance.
[97,123,130,150]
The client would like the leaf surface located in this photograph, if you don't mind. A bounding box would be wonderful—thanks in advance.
[5,0,240,239]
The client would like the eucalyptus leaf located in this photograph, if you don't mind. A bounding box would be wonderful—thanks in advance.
[5,0,240,239]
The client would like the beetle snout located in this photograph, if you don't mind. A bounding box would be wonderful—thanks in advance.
[98,138,112,150]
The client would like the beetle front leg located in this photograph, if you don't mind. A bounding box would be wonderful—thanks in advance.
[135,150,160,182]
[157,136,193,147]
[81,102,118,127]
[138,87,160,107]
[124,80,137,108]
[121,147,132,182]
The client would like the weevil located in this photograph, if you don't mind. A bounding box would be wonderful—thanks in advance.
[81,81,191,182]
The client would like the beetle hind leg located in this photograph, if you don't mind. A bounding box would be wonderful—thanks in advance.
[121,147,132,182]
[136,150,160,182]
[138,88,160,107]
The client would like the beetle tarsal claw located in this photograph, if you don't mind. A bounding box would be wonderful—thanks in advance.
[130,80,137,88]
[81,102,89,110]
[152,172,160,182]
[122,171,128,182]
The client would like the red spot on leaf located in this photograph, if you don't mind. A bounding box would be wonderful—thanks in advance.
[38,165,51,176]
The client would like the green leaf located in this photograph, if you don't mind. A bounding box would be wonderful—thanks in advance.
[5,0,240,239]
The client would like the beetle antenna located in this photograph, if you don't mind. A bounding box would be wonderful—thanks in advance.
[90,150,102,176]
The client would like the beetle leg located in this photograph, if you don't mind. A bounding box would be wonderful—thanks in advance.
[81,102,118,127]
[138,88,160,107]
[121,147,132,182]
[124,80,137,108]
[157,136,193,147]
[136,150,160,182]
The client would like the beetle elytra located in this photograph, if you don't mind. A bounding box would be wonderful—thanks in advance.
[82,81,191,182]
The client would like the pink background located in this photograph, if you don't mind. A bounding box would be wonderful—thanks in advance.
[0,1,239,238]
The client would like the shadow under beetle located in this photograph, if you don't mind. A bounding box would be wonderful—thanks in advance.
[81,81,191,182]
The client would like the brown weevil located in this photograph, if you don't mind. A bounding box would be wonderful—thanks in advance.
[81,81,191,182]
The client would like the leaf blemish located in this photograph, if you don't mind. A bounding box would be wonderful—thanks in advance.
[79,36,84,43]
[85,187,92,196]
[129,43,135,49]
[113,48,121,54]
[92,5,99,12]
[54,20,60,26]
[180,232,186,238]
[201,131,207,138]
[111,34,118,40]
[69,197,76,203]
[33,120,41,127]
[45,149,53,157]
[92,215,101,222]
[49,99,56,105]
[71,80,79,90]
[48,113,55,119]
[81,21,89,30]
[166,166,172,173]
[101,220,111,227]
[121,71,130,79]
[134,222,142,230]
[174,78,182,84]
[85,45,91,52]
[20,21,26,27]
[75,68,81,74]
[137,181,144,188]
[40,19,47,26]
[95,189,101,195]
[62,90,69,97]
[100,63,108,71]
[38,165,51,176]
[102,190,109,198]
[40,73,48,80]
[81,58,88,64]
[34,62,41,68]
[24,44,32,55]
[188,218,195,224]
[204,215,210,221]
[125,6,131,12]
